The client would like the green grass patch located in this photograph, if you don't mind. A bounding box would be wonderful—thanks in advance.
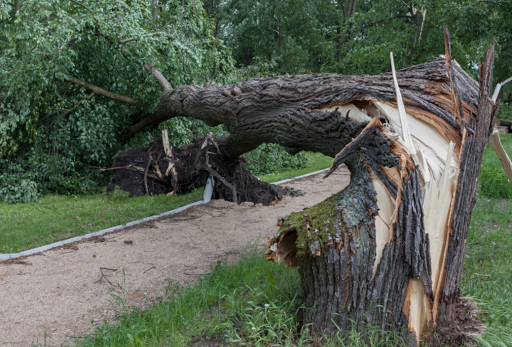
[479,134,512,198]
[0,187,203,253]
[462,196,512,345]
[258,152,332,183]
[73,249,408,347]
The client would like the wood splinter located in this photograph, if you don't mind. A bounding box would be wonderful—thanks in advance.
[204,166,238,204]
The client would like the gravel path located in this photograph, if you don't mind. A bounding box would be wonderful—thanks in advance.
[0,168,350,347]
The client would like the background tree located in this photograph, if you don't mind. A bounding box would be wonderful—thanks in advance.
[0,0,234,201]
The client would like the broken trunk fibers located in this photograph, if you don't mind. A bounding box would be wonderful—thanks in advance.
[266,44,496,345]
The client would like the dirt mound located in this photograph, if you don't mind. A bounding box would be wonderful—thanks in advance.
[107,131,298,205]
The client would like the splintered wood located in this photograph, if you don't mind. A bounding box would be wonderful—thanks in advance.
[265,35,496,346]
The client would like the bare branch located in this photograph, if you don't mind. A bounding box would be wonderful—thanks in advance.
[67,76,137,106]
[143,64,172,92]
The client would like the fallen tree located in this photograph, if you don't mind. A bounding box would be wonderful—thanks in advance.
[107,29,497,346]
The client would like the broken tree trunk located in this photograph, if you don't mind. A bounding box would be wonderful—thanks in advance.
[265,37,496,345]
[113,30,496,346]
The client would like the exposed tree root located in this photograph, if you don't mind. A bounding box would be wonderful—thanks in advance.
[107,131,299,205]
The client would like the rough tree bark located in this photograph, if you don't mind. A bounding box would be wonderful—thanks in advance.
[110,30,497,346]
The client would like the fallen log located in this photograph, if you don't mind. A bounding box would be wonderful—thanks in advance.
[108,28,496,346]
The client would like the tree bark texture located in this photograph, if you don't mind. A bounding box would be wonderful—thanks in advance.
[121,55,478,157]
[264,41,496,346]
[117,32,496,346]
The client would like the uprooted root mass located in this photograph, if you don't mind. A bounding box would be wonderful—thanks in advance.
[107,132,298,206]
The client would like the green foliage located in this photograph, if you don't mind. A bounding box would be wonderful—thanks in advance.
[243,144,307,176]
[0,174,41,204]
[498,102,512,122]
[0,0,234,202]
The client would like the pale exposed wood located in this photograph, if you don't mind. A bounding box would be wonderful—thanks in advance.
[491,76,512,102]
[391,52,416,156]
[370,170,395,279]
[161,129,173,157]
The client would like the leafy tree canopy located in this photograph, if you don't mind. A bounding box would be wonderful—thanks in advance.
[0,0,234,201]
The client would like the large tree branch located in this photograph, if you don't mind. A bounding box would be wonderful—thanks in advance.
[143,63,172,93]
[67,76,137,106]
[118,58,478,159]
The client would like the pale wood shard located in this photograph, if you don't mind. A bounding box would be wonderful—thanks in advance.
[161,129,173,157]
[370,170,395,279]
[391,52,417,156]
[404,278,431,342]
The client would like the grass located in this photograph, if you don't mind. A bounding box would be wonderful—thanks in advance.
[0,152,332,254]
[72,248,408,347]
[478,134,512,198]
[0,187,204,253]
[258,152,332,183]
[461,197,512,346]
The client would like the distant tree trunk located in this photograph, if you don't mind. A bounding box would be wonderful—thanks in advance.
[335,0,358,64]
[116,30,496,346]
[278,8,284,70]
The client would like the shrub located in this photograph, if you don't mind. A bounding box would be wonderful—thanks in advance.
[242,143,307,176]
[0,175,41,203]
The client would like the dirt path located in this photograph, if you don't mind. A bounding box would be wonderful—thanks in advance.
[0,168,350,347]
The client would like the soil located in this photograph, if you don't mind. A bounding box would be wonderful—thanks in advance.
[0,168,351,347]
[107,136,295,205]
